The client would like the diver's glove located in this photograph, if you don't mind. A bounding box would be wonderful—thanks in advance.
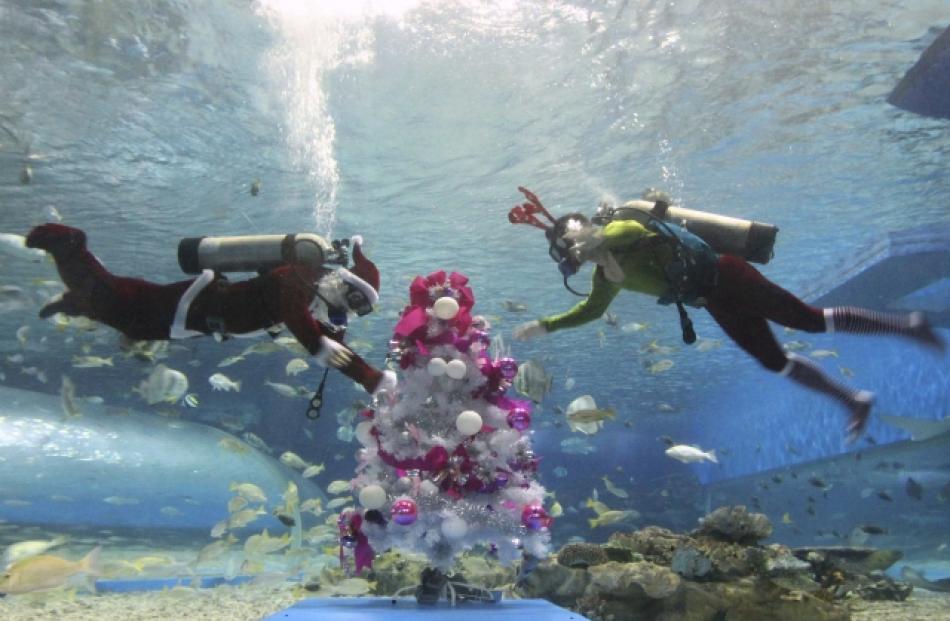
[372,369,398,398]
[513,320,547,340]
[316,335,353,369]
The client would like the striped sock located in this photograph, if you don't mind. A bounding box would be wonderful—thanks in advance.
[824,308,943,351]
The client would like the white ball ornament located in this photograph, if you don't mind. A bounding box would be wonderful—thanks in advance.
[426,357,447,377]
[358,484,387,510]
[433,296,460,320]
[355,421,375,446]
[455,410,483,435]
[445,359,468,380]
[441,514,468,539]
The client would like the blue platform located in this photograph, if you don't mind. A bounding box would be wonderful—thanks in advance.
[262,597,589,620]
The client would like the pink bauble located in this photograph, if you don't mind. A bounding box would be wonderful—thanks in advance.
[498,357,518,380]
[391,498,418,526]
[521,504,552,531]
[507,407,532,431]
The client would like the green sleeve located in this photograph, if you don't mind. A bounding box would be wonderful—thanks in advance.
[539,267,621,332]
[602,220,655,250]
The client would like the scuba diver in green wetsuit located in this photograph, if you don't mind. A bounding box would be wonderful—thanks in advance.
[508,187,944,443]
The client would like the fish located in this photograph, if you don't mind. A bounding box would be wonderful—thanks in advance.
[218,355,245,368]
[810,349,838,358]
[642,340,674,355]
[0,232,45,262]
[549,501,563,518]
[265,380,303,398]
[0,285,33,312]
[808,477,831,490]
[242,432,272,454]
[878,414,950,441]
[602,475,629,499]
[218,436,250,454]
[658,435,675,447]
[565,395,614,433]
[300,498,323,516]
[103,496,140,506]
[302,463,326,478]
[782,513,793,525]
[326,497,352,510]
[782,340,810,352]
[905,477,923,500]
[589,510,639,529]
[182,393,200,408]
[553,466,568,478]
[250,180,261,196]
[859,524,888,535]
[621,322,649,333]
[135,364,189,405]
[876,490,893,502]
[71,355,114,368]
[2,536,69,567]
[229,482,267,504]
[285,358,310,376]
[695,338,722,352]
[501,300,528,312]
[0,546,100,594]
[838,366,854,378]
[665,445,717,464]
[656,402,675,413]
[209,373,241,392]
[900,566,950,593]
[210,520,229,539]
[647,359,674,374]
[327,480,351,495]
[196,536,237,564]
[241,342,282,356]
[244,529,290,557]
[60,375,81,418]
[603,312,619,327]
[228,507,266,529]
[513,360,552,403]
[560,437,596,455]
[564,377,576,390]
[15,325,29,345]
[160,506,183,517]
[228,496,249,514]
[279,451,310,470]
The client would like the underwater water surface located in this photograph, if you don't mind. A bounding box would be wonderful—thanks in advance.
[0,0,948,599]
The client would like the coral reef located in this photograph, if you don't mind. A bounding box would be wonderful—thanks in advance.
[518,505,914,621]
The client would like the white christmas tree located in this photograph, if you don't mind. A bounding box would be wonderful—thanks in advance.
[337,270,551,575]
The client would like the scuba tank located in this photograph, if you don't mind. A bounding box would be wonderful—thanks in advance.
[592,199,779,264]
[177,233,346,275]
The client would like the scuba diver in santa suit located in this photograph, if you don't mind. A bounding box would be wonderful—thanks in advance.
[25,223,396,396]
[508,187,944,442]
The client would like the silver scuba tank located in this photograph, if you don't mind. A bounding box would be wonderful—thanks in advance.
[594,199,779,264]
[177,233,339,274]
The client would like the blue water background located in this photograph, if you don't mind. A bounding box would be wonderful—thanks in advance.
[0,0,947,542]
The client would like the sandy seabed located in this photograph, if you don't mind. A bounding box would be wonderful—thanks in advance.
[1,583,950,621]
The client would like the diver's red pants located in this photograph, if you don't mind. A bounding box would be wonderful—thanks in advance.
[704,255,825,371]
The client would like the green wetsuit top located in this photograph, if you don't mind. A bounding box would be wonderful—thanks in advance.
[540,220,674,332]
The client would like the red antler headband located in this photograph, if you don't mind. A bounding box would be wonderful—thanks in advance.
[508,186,557,232]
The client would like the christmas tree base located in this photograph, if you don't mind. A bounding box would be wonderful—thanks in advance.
[392,567,499,606]
[263,597,588,620]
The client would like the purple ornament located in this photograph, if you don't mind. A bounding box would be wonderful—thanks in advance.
[498,357,518,380]
[507,407,532,431]
[391,498,418,526]
[521,504,552,531]
[494,470,510,488]
[470,330,490,346]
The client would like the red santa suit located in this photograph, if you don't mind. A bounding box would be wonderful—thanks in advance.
[25,223,387,394]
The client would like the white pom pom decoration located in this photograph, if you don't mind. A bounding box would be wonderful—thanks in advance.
[445,359,468,380]
[455,410,483,435]
[355,421,375,446]
[358,484,387,509]
[441,514,468,539]
[433,296,460,320]
[426,357,447,377]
